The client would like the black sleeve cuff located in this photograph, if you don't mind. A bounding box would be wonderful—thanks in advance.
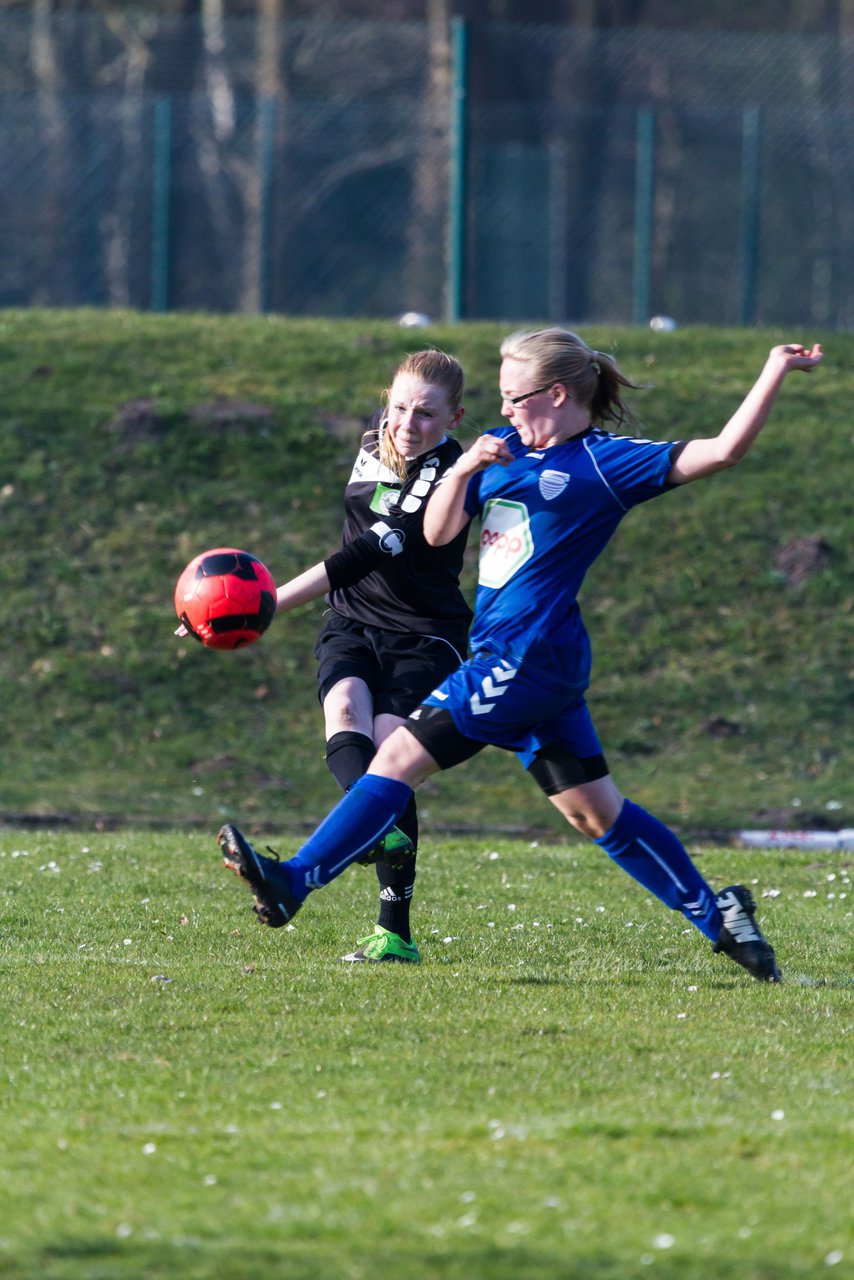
[324,535,385,591]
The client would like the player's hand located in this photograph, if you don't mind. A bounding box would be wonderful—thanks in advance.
[455,433,515,476]
[174,623,189,637]
[770,342,823,373]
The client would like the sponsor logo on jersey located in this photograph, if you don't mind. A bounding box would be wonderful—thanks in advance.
[539,469,570,500]
[369,482,400,515]
[478,498,533,588]
[370,520,406,556]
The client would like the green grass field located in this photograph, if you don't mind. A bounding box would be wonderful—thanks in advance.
[2,827,851,1280]
[0,312,851,1277]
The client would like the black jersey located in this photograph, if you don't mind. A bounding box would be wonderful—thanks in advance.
[324,415,472,645]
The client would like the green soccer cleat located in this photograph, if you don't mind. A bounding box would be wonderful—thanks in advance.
[356,824,415,869]
[341,925,421,964]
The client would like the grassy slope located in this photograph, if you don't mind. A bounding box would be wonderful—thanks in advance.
[0,829,851,1280]
[0,309,851,835]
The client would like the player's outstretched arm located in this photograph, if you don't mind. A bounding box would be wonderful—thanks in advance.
[424,433,514,545]
[668,342,823,486]
[275,561,331,612]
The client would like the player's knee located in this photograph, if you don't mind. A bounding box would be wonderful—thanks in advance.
[334,701,362,729]
[370,726,436,788]
[563,806,610,840]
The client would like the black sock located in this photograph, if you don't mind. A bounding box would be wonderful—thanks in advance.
[376,795,418,942]
[325,731,375,792]
[327,733,418,942]
[377,873,415,942]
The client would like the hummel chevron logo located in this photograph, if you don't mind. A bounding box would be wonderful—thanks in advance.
[482,676,509,699]
[470,661,518,715]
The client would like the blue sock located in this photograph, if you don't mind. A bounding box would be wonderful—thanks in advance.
[595,799,721,941]
[283,774,413,900]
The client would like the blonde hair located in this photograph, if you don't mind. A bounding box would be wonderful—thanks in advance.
[500,327,641,429]
[379,348,465,477]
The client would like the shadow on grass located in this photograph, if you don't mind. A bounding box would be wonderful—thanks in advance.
[792,974,854,988]
[8,1234,821,1280]
[507,975,565,986]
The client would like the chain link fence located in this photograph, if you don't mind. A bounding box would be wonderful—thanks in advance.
[1,12,852,327]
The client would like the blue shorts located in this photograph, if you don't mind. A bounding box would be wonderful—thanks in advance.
[417,650,602,771]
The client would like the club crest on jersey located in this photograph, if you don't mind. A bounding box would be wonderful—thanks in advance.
[479,498,533,588]
[369,482,400,515]
[539,469,570,500]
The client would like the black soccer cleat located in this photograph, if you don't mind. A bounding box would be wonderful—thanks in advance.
[218,822,302,928]
[713,884,782,983]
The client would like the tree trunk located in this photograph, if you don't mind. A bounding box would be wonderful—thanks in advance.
[404,0,452,318]
[31,0,71,302]
[102,12,152,306]
[548,0,647,322]
[238,0,287,313]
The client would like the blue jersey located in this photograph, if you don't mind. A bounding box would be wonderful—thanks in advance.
[463,425,680,692]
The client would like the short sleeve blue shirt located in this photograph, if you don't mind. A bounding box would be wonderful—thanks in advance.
[463,425,680,691]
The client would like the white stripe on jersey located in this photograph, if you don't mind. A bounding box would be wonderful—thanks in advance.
[582,434,627,510]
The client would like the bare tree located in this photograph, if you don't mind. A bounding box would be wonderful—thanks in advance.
[190,0,288,311]
[101,11,154,304]
[186,0,250,309]
[546,0,646,320]
[404,0,452,316]
[239,0,287,312]
[30,0,71,301]
[202,0,236,140]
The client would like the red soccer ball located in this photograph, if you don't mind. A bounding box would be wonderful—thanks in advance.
[174,547,277,650]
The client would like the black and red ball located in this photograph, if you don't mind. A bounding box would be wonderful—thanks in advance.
[175,548,277,650]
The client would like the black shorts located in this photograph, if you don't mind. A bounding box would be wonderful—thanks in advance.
[314,611,467,719]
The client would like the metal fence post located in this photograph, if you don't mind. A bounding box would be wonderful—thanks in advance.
[446,16,468,324]
[632,107,655,326]
[740,106,761,327]
[258,96,276,314]
[84,115,105,305]
[151,95,172,313]
[548,138,569,322]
